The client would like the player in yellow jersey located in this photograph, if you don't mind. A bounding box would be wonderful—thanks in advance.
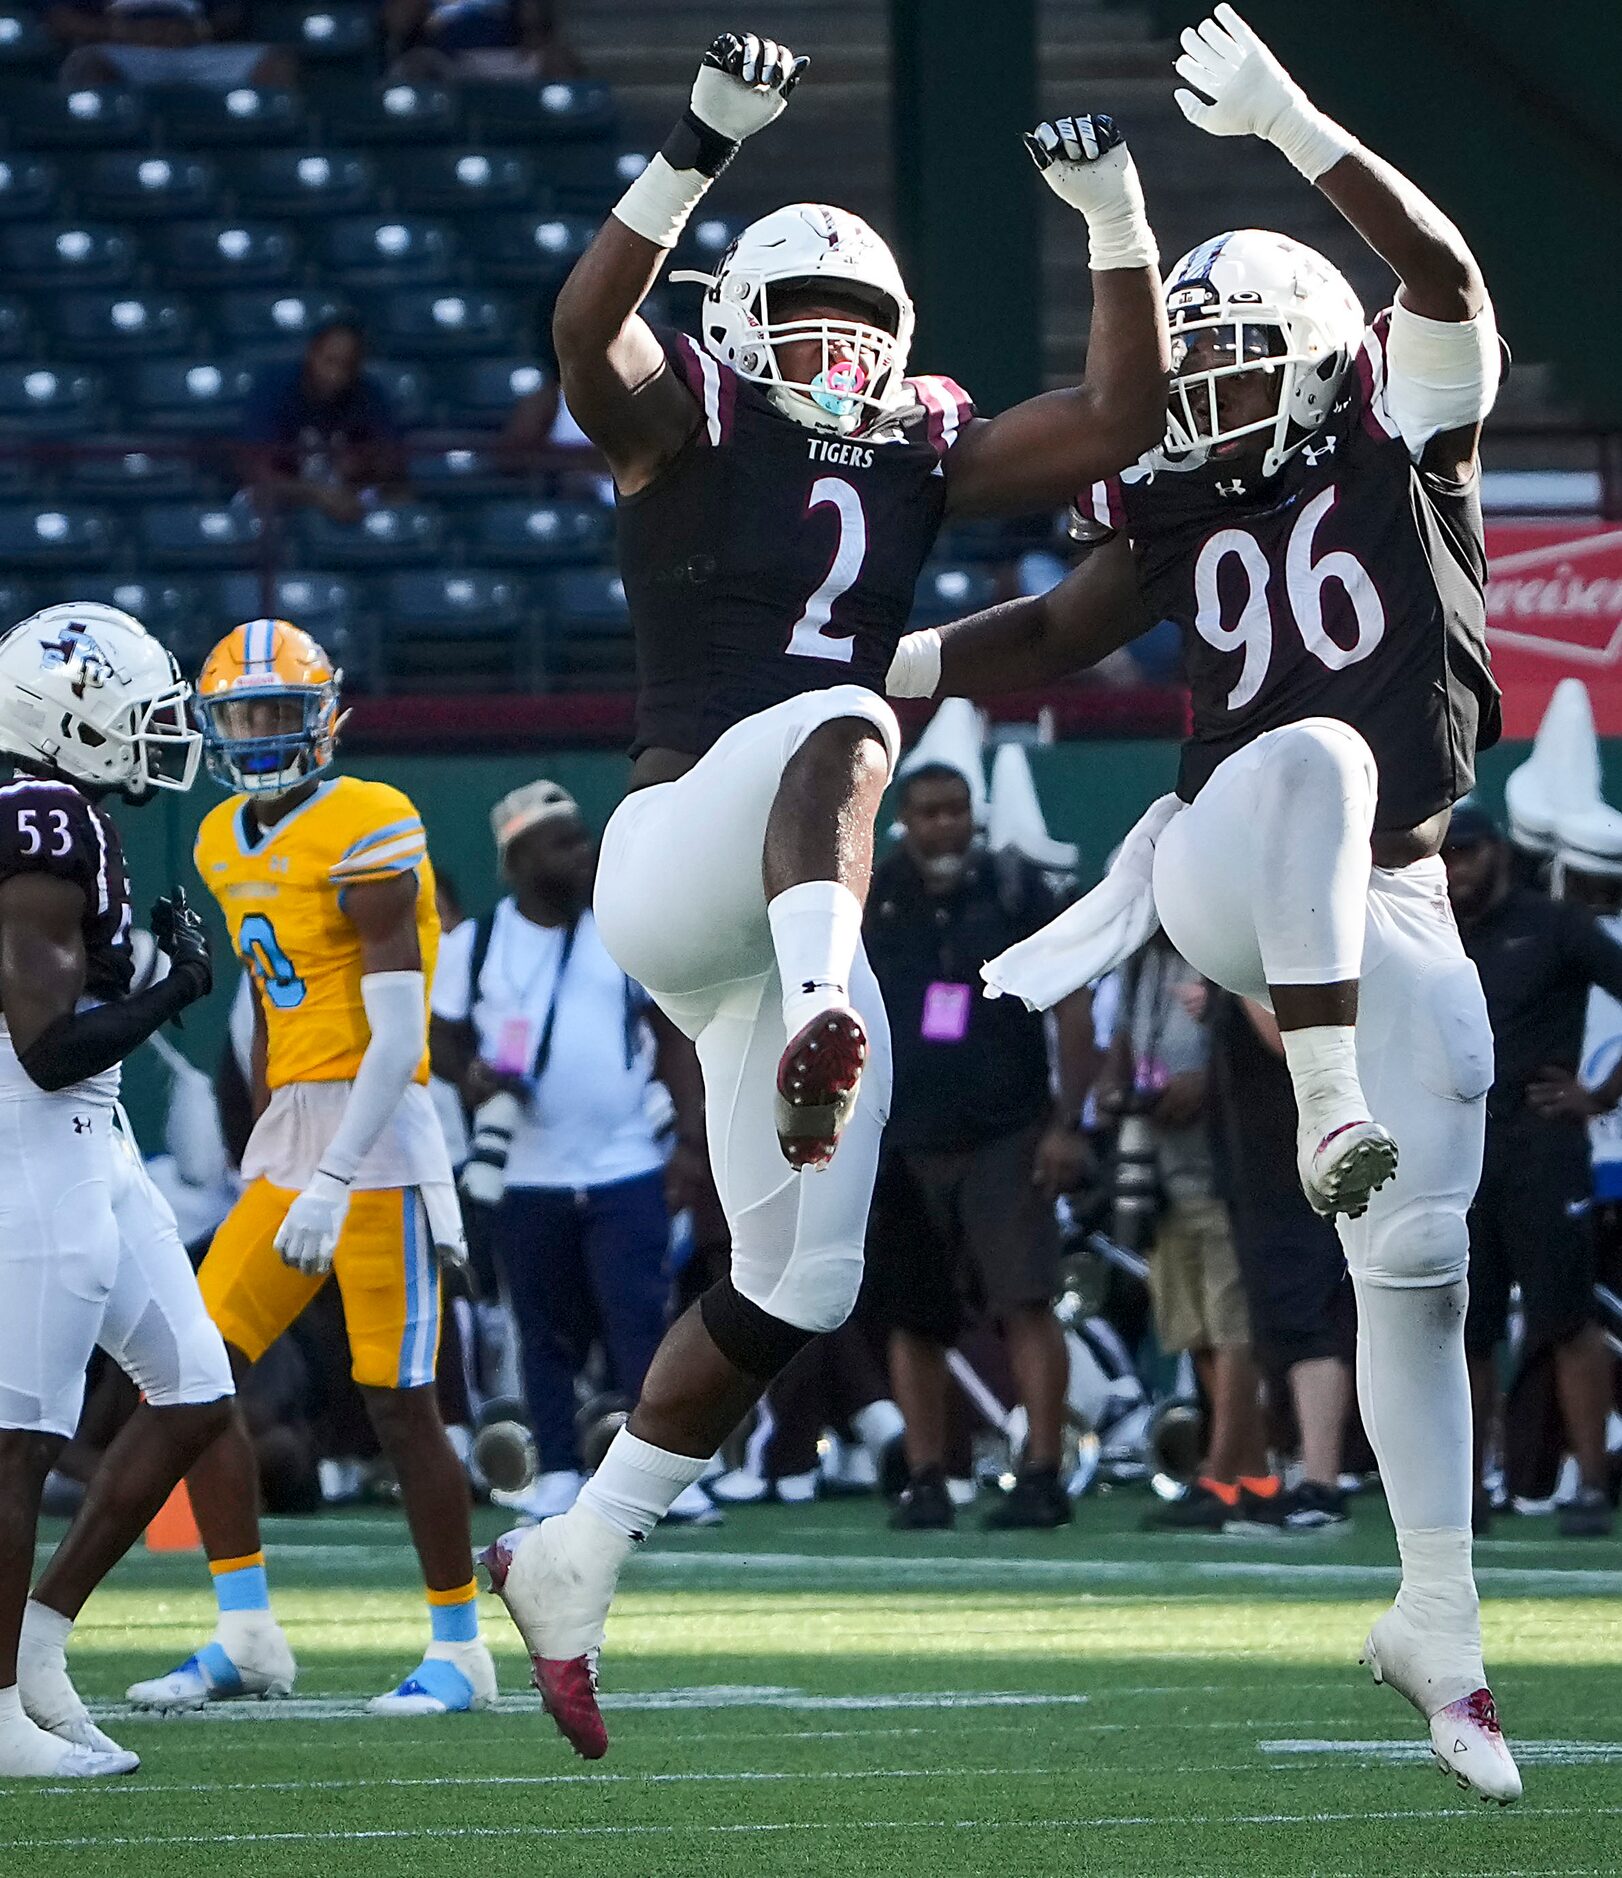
[124,619,495,1716]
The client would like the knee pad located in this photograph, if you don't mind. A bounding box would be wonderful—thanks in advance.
[701,1274,820,1380]
[1343,1195,1470,1290]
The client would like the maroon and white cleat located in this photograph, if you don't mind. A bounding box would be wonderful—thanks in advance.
[1299,1117,1399,1219]
[479,1526,610,1760]
[1362,1606,1522,1804]
[775,1007,867,1171]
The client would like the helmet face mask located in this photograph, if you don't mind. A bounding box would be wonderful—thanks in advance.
[1158,230,1364,480]
[674,203,915,436]
[195,619,342,798]
[0,602,199,800]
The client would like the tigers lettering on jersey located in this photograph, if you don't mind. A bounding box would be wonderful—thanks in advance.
[0,775,132,1001]
[194,775,438,1088]
[618,328,973,759]
[1086,311,1500,832]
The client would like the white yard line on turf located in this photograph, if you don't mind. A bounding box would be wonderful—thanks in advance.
[87,1687,1094,1725]
[1263,1738,1622,1764]
[62,1542,1621,1593]
[5,1805,1619,1850]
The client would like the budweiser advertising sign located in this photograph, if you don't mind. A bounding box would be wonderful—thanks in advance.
[1486,521,1622,736]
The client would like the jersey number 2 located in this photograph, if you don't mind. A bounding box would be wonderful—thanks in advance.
[1194,483,1386,711]
[239,912,306,1010]
[786,477,866,663]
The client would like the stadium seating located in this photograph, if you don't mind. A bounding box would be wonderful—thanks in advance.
[63,448,210,507]
[210,288,352,355]
[362,288,519,356]
[51,290,196,360]
[462,80,617,144]
[0,296,33,359]
[0,503,118,570]
[468,212,593,289]
[0,154,62,220]
[0,364,106,436]
[147,86,306,149]
[0,7,52,76]
[154,219,299,289]
[436,358,549,427]
[129,359,257,434]
[393,149,541,216]
[79,153,221,221]
[337,84,462,147]
[4,87,149,150]
[319,216,457,290]
[301,502,444,568]
[380,569,530,688]
[228,149,379,219]
[1,221,137,290]
[137,501,264,569]
[473,499,612,568]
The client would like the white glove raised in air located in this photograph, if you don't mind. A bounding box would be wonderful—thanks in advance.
[275,1169,351,1278]
[1173,5,1356,182]
[1024,114,1157,271]
[690,30,809,144]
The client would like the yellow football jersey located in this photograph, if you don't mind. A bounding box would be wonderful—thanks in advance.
[195,775,439,1089]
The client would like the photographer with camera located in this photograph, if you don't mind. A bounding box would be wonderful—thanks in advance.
[429,781,709,1523]
[861,763,1095,1531]
[1100,933,1274,1532]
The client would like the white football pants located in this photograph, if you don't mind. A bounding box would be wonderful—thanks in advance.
[0,1037,234,1437]
[595,686,899,1335]
[1151,721,1490,1536]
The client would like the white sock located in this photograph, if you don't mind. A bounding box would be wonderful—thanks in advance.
[573,1429,711,1546]
[1280,1024,1369,1144]
[20,1600,73,1657]
[851,1399,905,1461]
[768,881,864,1039]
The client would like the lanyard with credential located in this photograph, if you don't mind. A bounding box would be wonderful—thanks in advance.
[529,915,580,1085]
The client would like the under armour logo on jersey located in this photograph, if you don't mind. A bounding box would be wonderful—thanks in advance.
[1216,478,1247,498]
[71,1115,91,1134]
[1302,437,1339,465]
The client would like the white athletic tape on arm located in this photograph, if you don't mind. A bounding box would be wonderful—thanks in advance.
[613,152,713,250]
[1383,296,1500,456]
[885,628,942,700]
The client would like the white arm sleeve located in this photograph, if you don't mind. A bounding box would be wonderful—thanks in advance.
[316,971,427,1184]
[1382,296,1501,459]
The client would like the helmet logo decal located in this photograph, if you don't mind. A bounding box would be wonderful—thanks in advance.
[39,621,113,698]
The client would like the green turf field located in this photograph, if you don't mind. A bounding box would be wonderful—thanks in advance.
[7,1488,1619,1876]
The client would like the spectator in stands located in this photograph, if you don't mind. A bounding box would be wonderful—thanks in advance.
[239,321,408,526]
[1445,802,1622,1537]
[1103,936,1278,1532]
[1208,989,1353,1529]
[861,762,1093,1532]
[52,1,295,89]
[384,0,581,81]
[429,780,711,1524]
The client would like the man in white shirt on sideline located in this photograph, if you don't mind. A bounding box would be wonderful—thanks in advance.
[430,781,712,1521]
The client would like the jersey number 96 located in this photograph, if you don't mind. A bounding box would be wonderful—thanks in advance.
[238,912,307,1010]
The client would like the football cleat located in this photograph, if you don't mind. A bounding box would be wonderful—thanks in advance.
[19,1644,135,1763]
[126,1623,296,1711]
[1299,1118,1399,1219]
[480,1524,612,1759]
[368,1639,498,1716]
[775,1007,867,1170]
[0,1721,138,1780]
[1362,1606,1522,1804]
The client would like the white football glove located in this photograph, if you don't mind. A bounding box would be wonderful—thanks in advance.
[1173,5,1355,182]
[1024,114,1157,271]
[275,1170,351,1278]
[691,31,809,144]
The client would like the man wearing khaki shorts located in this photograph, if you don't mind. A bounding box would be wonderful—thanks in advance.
[1104,932,1276,1532]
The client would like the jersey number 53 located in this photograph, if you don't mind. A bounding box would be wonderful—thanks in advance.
[1194,484,1386,711]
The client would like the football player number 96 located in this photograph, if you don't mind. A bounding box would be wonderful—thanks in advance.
[1194,482,1386,712]
[238,911,307,1010]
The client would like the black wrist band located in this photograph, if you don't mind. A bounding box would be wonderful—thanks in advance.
[661,109,738,181]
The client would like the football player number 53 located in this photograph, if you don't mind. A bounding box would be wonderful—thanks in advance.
[238,912,306,1009]
[1194,484,1385,711]
[787,477,866,663]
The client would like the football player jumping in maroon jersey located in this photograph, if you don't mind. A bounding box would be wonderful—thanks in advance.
[893,4,1519,1808]
[481,28,1169,1758]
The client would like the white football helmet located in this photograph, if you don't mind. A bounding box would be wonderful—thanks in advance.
[1160,229,1365,478]
[0,602,200,797]
[673,203,914,435]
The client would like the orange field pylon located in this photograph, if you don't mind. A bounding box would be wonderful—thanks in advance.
[145,1481,202,1552]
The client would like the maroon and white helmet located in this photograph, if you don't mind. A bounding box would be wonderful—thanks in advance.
[1160,228,1364,477]
[673,203,915,436]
